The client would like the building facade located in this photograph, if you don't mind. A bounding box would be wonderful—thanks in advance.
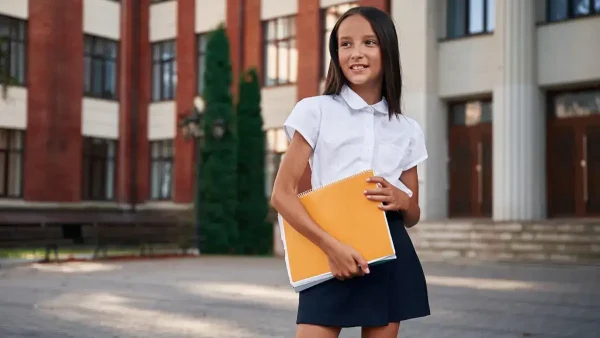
[0,0,598,227]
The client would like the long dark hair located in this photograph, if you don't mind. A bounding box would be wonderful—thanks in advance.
[322,6,403,118]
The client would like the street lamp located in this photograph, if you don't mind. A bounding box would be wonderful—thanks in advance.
[179,98,229,255]
[180,97,206,254]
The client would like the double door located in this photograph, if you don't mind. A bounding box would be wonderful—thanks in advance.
[448,101,493,218]
[547,98,600,217]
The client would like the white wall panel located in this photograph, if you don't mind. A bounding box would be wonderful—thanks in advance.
[148,101,176,140]
[320,0,354,8]
[537,18,600,87]
[84,0,121,40]
[438,35,496,98]
[150,1,177,42]
[261,0,297,20]
[0,87,27,129]
[261,86,297,129]
[81,98,119,139]
[0,0,28,19]
[196,0,226,32]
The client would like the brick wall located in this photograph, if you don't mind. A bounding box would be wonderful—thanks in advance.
[226,0,243,96]
[25,0,84,202]
[174,0,197,204]
[296,0,321,101]
[136,0,151,203]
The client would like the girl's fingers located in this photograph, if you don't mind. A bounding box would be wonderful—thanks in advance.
[366,194,391,202]
[364,188,387,195]
[378,202,397,211]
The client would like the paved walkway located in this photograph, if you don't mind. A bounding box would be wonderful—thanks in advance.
[0,256,598,337]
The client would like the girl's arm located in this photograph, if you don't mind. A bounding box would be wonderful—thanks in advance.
[271,133,335,250]
[271,132,369,278]
[399,166,421,228]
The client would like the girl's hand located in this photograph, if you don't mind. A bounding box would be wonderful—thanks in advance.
[364,176,410,211]
[324,238,370,281]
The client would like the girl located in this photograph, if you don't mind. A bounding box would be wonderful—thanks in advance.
[271,6,430,338]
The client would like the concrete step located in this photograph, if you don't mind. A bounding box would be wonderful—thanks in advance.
[407,220,600,264]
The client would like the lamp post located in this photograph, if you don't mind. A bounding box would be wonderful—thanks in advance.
[180,97,206,254]
[180,98,229,254]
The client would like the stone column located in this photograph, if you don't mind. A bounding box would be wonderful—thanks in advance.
[492,0,545,221]
[392,0,447,220]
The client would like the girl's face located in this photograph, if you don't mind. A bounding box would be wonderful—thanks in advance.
[336,14,382,88]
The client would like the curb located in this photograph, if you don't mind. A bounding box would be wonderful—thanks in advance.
[0,258,40,270]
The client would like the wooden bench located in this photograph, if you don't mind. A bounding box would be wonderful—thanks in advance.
[92,222,197,259]
[1,221,197,261]
[0,224,77,262]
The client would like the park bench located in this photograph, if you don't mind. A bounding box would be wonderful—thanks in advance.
[1,220,197,262]
[92,221,197,259]
[0,224,81,262]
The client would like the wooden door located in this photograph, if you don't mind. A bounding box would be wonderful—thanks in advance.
[547,88,600,217]
[584,125,600,215]
[547,125,577,216]
[448,100,493,218]
[449,126,474,217]
[479,124,493,216]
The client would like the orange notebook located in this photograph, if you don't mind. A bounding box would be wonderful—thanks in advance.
[278,169,396,292]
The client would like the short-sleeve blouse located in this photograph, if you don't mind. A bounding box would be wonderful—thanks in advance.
[283,84,428,197]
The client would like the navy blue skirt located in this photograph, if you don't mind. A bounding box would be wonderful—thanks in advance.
[296,211,430,327]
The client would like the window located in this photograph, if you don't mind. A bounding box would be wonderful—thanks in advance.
[265,128,288,197]
[197,33,209,96]
[82,137,117,200]
[84,35,118,99]
[0,129,24,198]
[152,40,176,101]
[450,100,492,126]
[150,139,174,200]
[322,2,358,78]
[263,16,297,86]
[446,0,495,39]
[553,89,600,119]
[547,0,600,22]
[0,15,27,86]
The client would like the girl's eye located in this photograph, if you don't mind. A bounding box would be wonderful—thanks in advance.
[365,39,378,46]
[340,41,351,47]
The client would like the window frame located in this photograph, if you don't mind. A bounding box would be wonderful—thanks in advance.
[149,139,174,201]
[0,14,27,87]
[320,2,359,79]
[0,128,24,198]
[81,137,118,201]
[83,35,119,100]
[197,32,209,96]
[546,0,600,23]
[151,39,177,102]
[262,15,297,87]
[445,0,495,40]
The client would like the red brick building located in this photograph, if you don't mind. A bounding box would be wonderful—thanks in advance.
[0,0,389,226]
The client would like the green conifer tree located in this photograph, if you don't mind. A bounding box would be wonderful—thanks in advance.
[200,24,238,253]
[236,68,271,254]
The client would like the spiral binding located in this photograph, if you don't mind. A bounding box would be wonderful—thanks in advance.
[297,169,373,199]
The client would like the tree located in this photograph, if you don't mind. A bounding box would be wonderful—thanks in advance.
[199,24,239,254]
[236,68,271,255]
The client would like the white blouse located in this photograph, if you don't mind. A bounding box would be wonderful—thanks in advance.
[283,84,428,198]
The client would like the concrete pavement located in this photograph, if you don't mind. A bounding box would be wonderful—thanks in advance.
[0,256,598,337]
